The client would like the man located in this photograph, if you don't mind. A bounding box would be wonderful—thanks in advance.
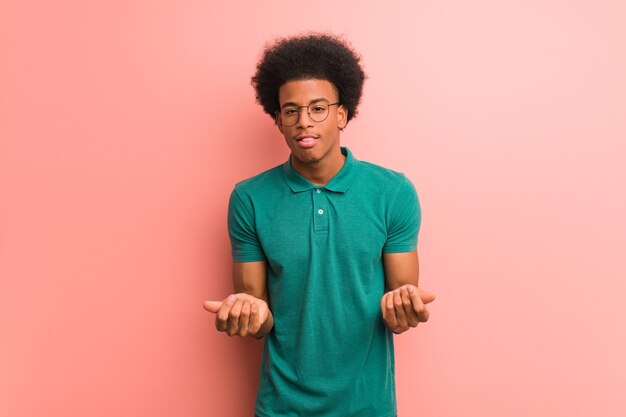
[204,33,436,417]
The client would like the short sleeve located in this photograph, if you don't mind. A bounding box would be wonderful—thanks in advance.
[227,188,267,262]
[382,176,421,253]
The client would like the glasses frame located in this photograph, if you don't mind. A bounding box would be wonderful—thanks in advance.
[276,102,340,127]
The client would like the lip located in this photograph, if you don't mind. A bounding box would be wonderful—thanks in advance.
[295,134,319,149]
[295,134,319,141]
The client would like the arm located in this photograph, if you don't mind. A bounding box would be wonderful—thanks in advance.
[204,188,275,338]
[383,250,420,290]
[203,261,274,338]
[381,250,436,334]
[231,261,274,338]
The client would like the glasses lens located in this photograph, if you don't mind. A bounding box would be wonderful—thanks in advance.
[308,103,329,122]
[280,107,299,127]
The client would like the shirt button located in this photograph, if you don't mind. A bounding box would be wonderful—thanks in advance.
[318,209,324,215]
[316,189,321,193]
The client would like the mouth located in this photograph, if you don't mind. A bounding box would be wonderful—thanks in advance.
[295,134,319,149]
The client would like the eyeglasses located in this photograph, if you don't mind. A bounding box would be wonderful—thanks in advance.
[276,102,340,127]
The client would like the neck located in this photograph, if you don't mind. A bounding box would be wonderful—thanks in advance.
[291,147,346,186]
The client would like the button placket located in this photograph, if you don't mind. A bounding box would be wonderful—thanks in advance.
[313,188,329,232]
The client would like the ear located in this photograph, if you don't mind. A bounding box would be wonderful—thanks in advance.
[337,105,348,130]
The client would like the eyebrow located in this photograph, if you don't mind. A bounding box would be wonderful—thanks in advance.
[280,98,330,108]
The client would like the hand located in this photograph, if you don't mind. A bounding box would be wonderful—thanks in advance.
[203,293,271,338]
[381,284,436,335]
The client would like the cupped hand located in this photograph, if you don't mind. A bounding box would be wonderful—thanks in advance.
[204,293,270,338]
[381,285,436,334]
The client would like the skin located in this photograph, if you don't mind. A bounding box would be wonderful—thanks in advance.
[382,251,436,334]
[204,261,272,339]
[204,78,436,337]
[275,79,347,186]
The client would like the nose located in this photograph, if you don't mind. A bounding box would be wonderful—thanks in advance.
[295,106,314,128]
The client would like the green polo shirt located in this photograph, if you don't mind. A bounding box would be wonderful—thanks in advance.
[228,147,421,417]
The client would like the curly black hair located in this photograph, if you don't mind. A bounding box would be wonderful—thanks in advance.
[251,33,366,124]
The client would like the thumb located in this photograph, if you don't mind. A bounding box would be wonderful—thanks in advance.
[203,300,222,313]
[417,288,437,304]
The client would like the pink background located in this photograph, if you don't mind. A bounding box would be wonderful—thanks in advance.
[1,1,625,416]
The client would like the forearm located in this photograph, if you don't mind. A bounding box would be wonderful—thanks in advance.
[383,251,419,291]
[230,260,272,338]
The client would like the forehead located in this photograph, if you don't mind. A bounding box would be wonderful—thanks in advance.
[278,79,338,105]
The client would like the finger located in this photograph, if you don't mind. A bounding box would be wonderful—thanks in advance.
[416,287,437,304]
[238,300,251,337]
[393,290,408,328]
[216,295,235,332]
[401,288,419,327]
[384,292,398,329]
[203,300,222,313]
[249,302,261,334]
[408,286,429,322]
[227,298,244,336]
[381,292,388,322]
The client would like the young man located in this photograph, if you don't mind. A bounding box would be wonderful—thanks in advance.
[204,33,436,417]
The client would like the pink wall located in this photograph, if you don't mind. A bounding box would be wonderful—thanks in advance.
[1,1,625,416]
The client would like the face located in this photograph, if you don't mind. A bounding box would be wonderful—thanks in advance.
[276,79,348,167]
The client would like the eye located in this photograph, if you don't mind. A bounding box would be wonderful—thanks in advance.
[311,106,326,113]
[283,108,297,115]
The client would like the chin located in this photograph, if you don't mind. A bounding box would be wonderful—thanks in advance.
[294,153,321,164]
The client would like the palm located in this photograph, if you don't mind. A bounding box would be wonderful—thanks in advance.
[203,293,270,337]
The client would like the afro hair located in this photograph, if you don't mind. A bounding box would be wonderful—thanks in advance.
[251,33,366,124]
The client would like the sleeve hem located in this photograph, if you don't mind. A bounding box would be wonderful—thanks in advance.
[232,252,267,263]
[382,244,417,254]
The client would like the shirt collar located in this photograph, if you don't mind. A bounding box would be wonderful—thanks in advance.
[282,146,357,193]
